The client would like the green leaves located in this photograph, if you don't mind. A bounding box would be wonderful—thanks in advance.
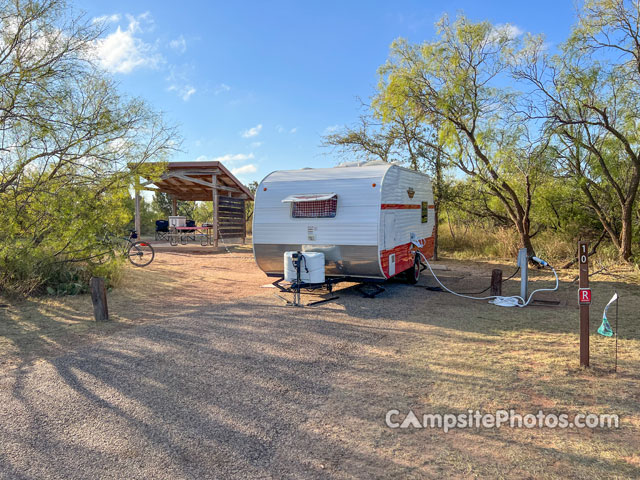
[0,0,180,294]
[373,13,552,255]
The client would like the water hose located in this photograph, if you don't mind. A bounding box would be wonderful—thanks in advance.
[411,240,559,308]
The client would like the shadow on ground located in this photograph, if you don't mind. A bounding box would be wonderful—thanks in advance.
[0,256,638,478]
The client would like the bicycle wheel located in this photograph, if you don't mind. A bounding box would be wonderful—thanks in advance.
[127,241,155,267]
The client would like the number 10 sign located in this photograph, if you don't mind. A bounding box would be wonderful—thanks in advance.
[579,241,590,367]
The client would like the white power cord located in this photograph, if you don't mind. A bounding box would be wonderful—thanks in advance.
[413,245,559,308]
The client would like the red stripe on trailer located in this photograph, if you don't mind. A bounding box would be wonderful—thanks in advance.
[381,204,421,209]
[380,236,435,279]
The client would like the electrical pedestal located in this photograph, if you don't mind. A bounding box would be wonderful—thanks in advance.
[517,248,528,301]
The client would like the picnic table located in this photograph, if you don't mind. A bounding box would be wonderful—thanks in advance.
[168,226,214,246]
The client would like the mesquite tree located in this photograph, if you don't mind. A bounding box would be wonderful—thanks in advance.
[374,15,551,257]
[0,0,178,293]
[514,0,640,261]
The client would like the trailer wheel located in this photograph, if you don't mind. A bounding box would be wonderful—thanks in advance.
[406,256,420,284]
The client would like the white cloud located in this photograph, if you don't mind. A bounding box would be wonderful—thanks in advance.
[92,13,121,24]
[166,65,196,101]
[93,13,162,74]
[276,125,297,134]
[171,85,195,101]
[489,24,523,43]
[195,153,255,163]
[231,164,258,175]
[169,34,187,53]
[323,124,340,135]
[214,83,231,95]
[250,141,262,148]
[242,124,262,138]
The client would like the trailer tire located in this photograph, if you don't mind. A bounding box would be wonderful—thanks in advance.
[406,256,420,284]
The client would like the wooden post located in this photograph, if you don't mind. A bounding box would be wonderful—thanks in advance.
[579,241,590,367]
[490,269,502,296]
[241,197,246,245]
[134,176,141,236]
[171,196,177,216]
[212,174,219,247]
[90,277,109,322]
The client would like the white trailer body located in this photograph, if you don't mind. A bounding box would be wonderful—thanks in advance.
[252,162,435,280]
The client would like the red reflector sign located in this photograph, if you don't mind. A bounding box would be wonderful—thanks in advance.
[578,288,591,305]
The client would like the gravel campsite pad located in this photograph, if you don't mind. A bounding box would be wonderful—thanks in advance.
[0,252,639,478]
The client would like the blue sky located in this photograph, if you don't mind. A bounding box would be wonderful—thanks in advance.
[76,0,578,186]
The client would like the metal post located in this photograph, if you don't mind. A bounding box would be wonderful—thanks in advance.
[517,248,528,301]
[579,241,590,367]
[295,251,301,306]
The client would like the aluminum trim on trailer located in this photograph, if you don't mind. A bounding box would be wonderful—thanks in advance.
[254,244,382,278]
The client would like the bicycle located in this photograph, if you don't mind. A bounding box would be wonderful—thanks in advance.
[91,230,155,267]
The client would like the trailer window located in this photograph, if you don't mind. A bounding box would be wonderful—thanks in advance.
[421,202,429,223]
[291,196,338,218]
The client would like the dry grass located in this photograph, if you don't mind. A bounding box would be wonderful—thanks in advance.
[439,222,624,267]
[323,258,640,478]
[0,244,270,369]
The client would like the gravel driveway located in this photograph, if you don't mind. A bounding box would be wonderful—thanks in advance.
[1,265,634,479]
[0,285,439,479]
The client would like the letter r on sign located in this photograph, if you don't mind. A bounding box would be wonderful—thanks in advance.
[579,288,591,304]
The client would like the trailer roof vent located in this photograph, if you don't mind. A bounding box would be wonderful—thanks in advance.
[282,193,338,218]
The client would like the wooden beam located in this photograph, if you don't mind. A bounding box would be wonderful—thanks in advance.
[172,196,177,216]
[162,196,212,201]
[164,169,222,177]
[158,173,243,193]
[162,173,215,187]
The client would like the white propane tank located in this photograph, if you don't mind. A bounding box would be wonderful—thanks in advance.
[284,251,325,284]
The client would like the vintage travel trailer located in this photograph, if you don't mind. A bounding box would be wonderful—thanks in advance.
[252,161,435,282]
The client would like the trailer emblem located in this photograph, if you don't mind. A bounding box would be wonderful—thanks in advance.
[407,187,415,198]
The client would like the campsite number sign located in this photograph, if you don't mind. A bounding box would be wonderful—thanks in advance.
[578,241,590,367]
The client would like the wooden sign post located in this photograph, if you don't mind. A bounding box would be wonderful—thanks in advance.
[578,241,590,367]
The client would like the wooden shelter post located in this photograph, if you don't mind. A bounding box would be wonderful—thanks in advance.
[212,174,219,247]
[134,176,141,236]
[171,196,177,216]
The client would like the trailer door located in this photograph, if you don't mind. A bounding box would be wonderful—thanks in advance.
[383,212,396,250]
